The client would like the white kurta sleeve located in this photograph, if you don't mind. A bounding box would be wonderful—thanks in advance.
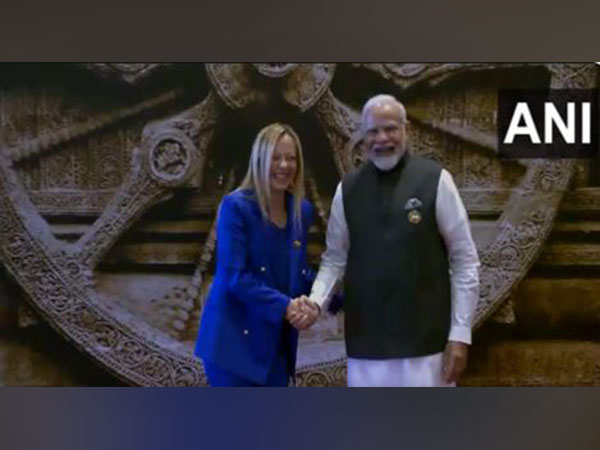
[436,169,480,345]
[310,182,349,312]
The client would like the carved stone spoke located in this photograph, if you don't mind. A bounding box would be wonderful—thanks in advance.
[75,93,219,269]
[408,107,516,164]
[74,154,170,269]
[313,89,361,176]
[7,90,182,164]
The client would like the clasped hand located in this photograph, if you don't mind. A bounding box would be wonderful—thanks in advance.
[285,295,320,330]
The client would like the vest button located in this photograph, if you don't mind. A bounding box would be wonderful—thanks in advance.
[260,266,266,272]
[243,329,249,335]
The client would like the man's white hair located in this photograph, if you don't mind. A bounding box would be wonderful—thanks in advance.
[361,94,407,125]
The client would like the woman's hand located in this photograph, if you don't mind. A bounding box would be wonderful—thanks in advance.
[286,296,320,330]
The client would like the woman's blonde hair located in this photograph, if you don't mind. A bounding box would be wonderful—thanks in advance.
[238,123,305,228]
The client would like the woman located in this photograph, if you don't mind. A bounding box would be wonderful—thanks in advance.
[195,123,320,387]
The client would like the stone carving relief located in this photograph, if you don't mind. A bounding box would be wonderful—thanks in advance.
[0,63,595,385]
[207,63,336,111]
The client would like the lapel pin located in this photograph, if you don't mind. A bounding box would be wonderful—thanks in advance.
[408,209,422,224]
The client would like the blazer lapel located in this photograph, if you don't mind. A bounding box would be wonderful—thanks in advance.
[286,194,302,296]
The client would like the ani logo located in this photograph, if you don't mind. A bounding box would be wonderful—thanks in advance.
[498,89,598,158]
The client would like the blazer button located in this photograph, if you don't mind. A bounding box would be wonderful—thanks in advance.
[260,267,266,272]
[243,329,249,335]
[302,269,306,275]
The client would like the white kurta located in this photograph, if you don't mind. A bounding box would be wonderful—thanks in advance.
[310,168,480,387]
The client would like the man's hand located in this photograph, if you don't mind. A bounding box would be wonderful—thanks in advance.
[442,341,469,384]
[285,296,320,330]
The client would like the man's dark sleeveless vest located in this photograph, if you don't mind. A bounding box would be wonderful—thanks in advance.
[342,153,451,358]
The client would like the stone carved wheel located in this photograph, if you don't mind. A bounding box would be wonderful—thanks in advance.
[0,63,595,386]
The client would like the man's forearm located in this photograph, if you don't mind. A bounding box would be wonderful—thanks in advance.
[310,262,344,312]
[448,266,479,344]
[310,182,349,313]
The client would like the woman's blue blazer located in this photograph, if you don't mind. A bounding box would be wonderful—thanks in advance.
[195,189,315,385]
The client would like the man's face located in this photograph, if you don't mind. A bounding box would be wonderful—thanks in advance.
[363,103,407,170]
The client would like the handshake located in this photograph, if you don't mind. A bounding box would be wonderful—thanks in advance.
[285,295,320,330]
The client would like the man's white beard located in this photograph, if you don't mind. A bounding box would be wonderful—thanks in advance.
[370,151,402,171]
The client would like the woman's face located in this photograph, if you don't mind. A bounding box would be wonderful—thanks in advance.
[269,133,298,193]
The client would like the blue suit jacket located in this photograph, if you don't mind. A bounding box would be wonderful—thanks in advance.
[195,189,315,385]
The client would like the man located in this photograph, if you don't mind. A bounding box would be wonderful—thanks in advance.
[306,94,480,387]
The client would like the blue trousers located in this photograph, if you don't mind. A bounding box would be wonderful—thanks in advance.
[203,352,290,387]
